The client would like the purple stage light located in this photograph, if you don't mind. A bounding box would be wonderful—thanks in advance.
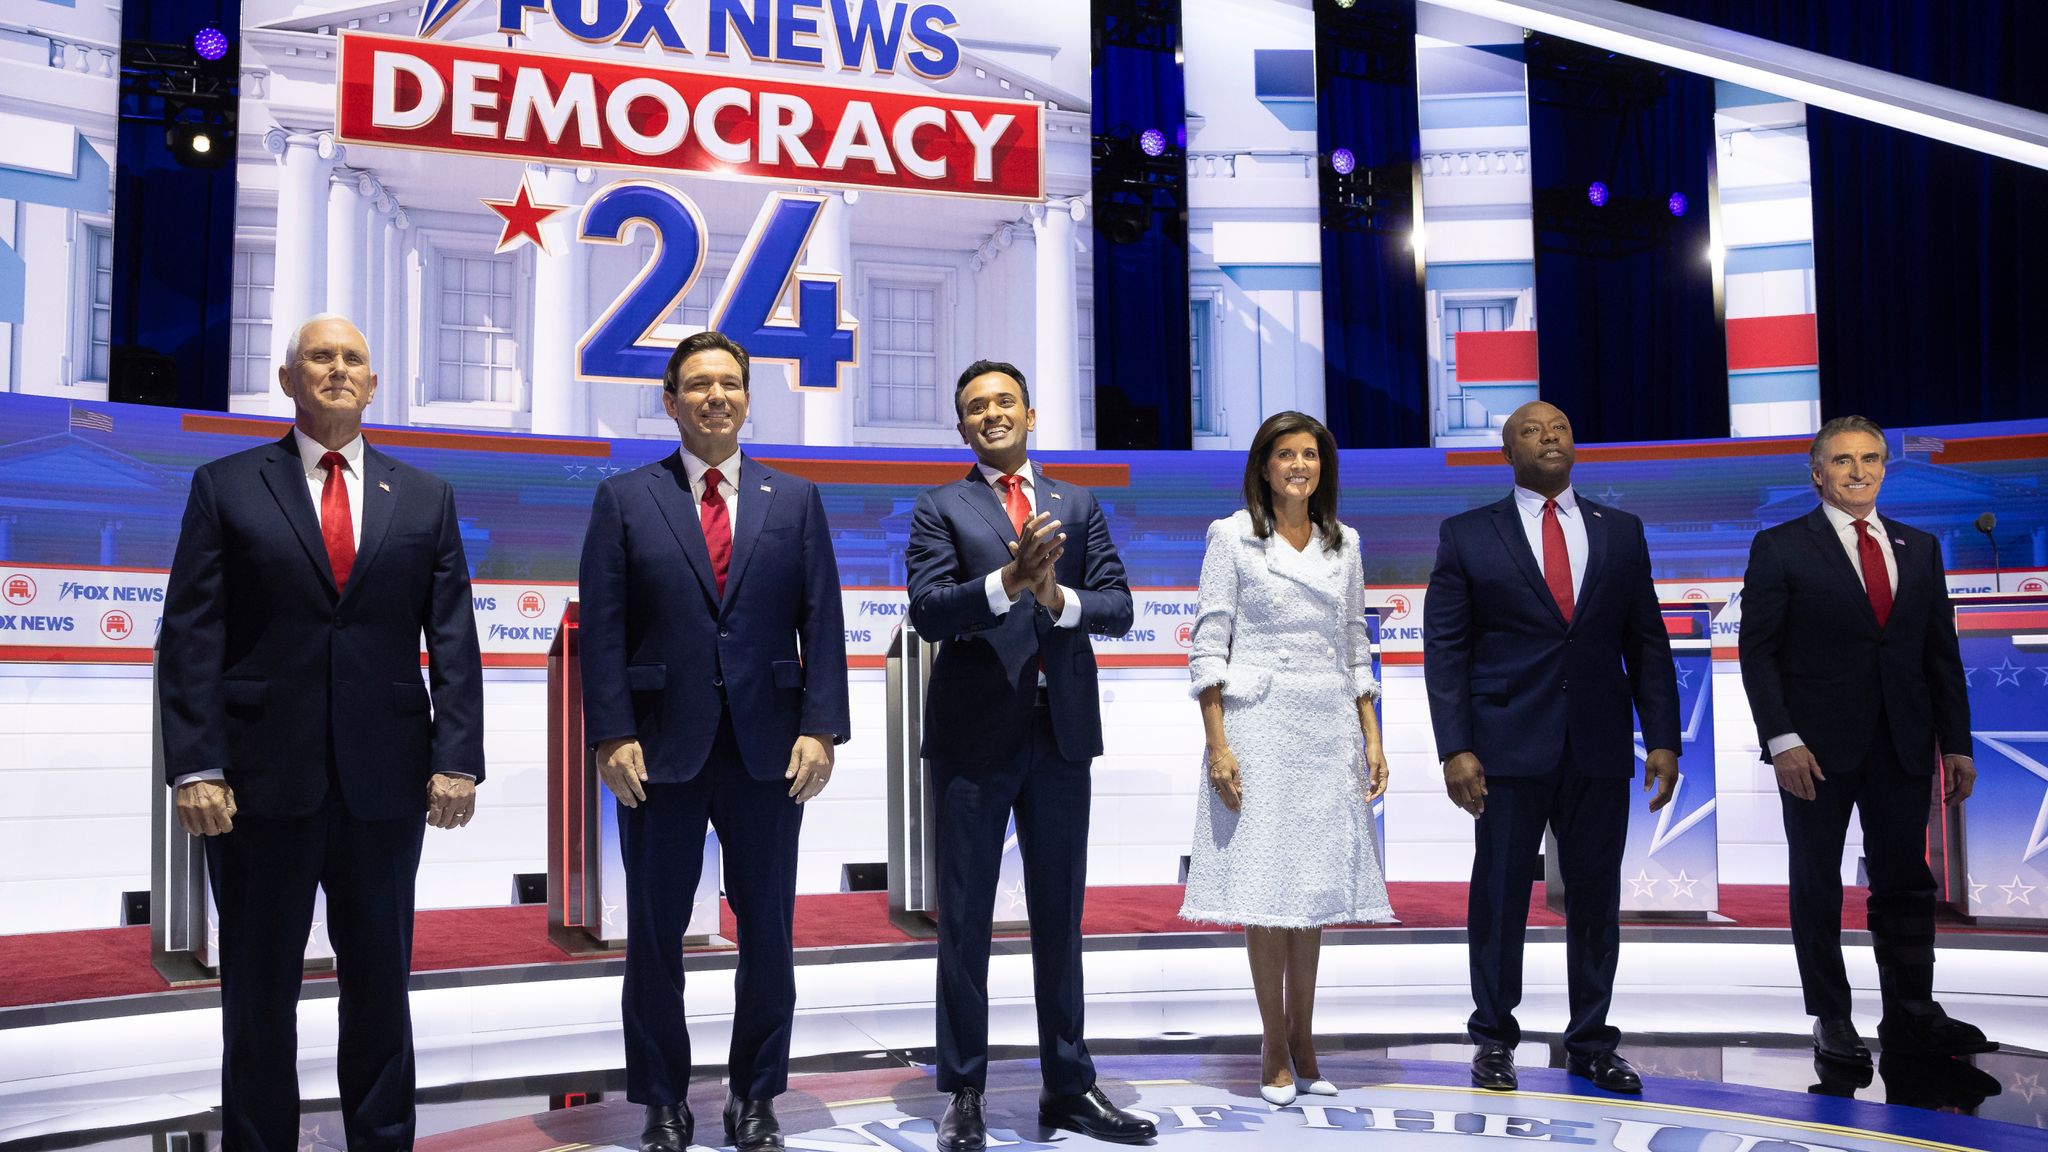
[1138,128,1167,158]
[193,25,229,61]
[1331,148,1356,175]
[1587,181,1609,207]
[1668,192,1689,217]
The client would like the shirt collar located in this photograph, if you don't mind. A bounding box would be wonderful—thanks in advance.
[1820,500,1880,536]
[292,427,365,475]
[1512,484,1577,518]
[681,448,742,490]
[976,460,1035,489]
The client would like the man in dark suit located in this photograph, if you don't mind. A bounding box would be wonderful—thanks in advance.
[160,313,485,1152]
[905,361,1154,1150]
[579,330,850,1152]
[1738,415,1988,1068]
[1424,400,1680,1095]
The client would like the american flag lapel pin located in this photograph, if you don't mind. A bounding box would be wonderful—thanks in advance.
[1051,492,1063,501]
[760,484,773,493]
[378,481,391,492]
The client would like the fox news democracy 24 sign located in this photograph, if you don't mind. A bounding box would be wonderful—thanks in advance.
[327,0,1045,393]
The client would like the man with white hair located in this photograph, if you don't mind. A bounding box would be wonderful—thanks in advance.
[160,313,485,1151]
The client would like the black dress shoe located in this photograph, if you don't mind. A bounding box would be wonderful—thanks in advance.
[639,1103,694,1152]
[1879,1050,2003,1111]
[1566,1051,1643,1094]
[1470,1043,1517,1091]
[1878,1002,1998,1057]
[1813,1017,1871,1066]
[724,1095,784,1150]
[938,1088,987,1152]
[1038,1086,1158,1144]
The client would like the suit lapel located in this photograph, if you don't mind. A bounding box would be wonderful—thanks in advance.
[341,447,399,607]
[1574,496,1612,619]
[720,455,776,609]
[1805,506,1881,632]
[957,465,1017,549]
[646,452,719,609]
[1034,463,1077,584]
[1488,494,1564,627]
[259,435,338,598]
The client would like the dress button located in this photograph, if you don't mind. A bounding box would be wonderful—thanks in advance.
[719,628,730,638]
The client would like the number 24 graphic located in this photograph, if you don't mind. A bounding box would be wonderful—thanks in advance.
[577,182,859,390]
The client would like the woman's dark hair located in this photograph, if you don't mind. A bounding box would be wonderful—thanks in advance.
[1242,411,1342,552]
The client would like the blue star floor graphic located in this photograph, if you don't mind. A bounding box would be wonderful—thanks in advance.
[386,1050,2046,1152]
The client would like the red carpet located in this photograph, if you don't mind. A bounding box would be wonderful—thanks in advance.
[0,883,1978,1011]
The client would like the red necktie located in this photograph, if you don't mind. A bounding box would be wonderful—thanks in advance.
[998,473,1030,536]
[1855,519,1892,627]
[701,466,732,598]
[318,451,356,594]
[1542,498,1574,623]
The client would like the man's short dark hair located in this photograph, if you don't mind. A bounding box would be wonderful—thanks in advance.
[954,360,1030,418]
[663,330,751,394]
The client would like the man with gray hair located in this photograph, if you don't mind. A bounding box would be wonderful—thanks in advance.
[1738,415,1987,1070]
[160,313,485,1150]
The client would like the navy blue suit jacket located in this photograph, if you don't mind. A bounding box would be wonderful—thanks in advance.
[906,463,1132,764]
[578,452,850,783]
[1737,507,1969,776]
[1424,493,1680,777]
[158,434,485,820]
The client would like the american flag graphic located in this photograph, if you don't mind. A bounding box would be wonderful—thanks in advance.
[1902,434,1945,454]
[68,405,114,434]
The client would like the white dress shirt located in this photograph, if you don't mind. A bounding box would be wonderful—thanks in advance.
[1764,502,1902,759]
[294,427,364,551]
[1512,484,1587,603]
[976,460,1083,630]
[678,446,742,525]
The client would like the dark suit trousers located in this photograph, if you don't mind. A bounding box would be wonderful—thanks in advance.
[1466,754,1628,1058]
[1780,714,1937,1021]
[207,795,426,1152]
[619,711,804,1104]
[932,704,1096,1095]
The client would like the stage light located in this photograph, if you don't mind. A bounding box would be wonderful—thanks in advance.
[166,122,231,169]
[1668,192,1689,216]
[1138,128,1167,158]
[1587,181,1609,207]
[193,25,229,61]
[1331,148,1356,175]
[1335,0,1357,7]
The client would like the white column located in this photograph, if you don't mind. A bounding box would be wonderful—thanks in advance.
[998,220,1037,384]
[263,130,334,416]
[326,169,368,333]
[527,165,591,436]
[378,209,411,426]
[1030,198,1082,450]
[800,189,854,447]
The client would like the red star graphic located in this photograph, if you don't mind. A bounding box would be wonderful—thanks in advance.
[481,176,567,254]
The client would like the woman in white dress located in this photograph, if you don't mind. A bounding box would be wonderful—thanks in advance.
[1179,410,1394,1105]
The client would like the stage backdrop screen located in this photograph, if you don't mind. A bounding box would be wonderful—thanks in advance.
[230,0,1095,449]
[0,2,123,399]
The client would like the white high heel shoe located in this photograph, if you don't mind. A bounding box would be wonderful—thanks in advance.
[1259,1081,1297,1106]
[1298,1077,1338,1096]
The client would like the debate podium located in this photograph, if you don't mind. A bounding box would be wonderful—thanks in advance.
[884,620,1028,935]
[546,600,721,953]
